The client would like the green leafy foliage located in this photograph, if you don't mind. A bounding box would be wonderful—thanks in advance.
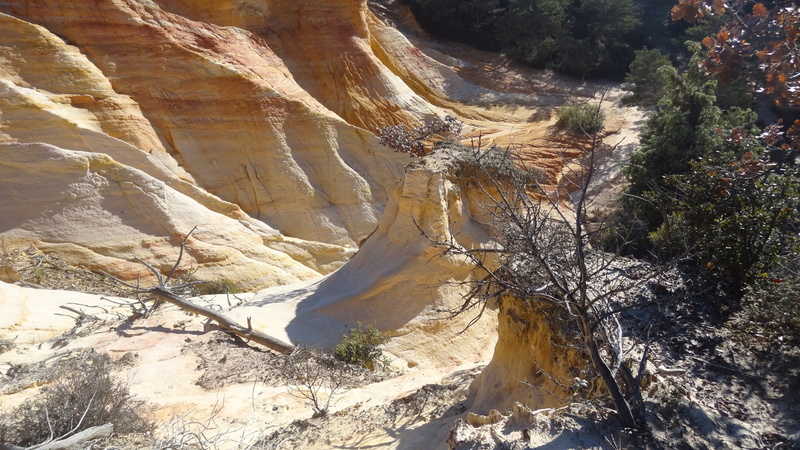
[33,267,47,283]
[738,275,800,344]
[625,47,724,197]
[494,0,572,67]
[672,0,800,108]
[655,151,799,282]
[624,48,673,107]
[614,30,800,343]
[620,49,765,243]
[567,0,643,76]
[556,103,606,135]
[402,0,642,78]
[619,44,771,254]
[335,324,389,369]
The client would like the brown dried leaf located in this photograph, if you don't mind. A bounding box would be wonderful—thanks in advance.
[752,3,767,18]
[671,0,705,23]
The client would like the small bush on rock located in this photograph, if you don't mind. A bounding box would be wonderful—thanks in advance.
[377,115,463,157]
[280,350,350,418]
[335,324,388,369]
[556,103,605,135]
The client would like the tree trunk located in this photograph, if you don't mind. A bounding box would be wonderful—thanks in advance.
[577,312,639,429]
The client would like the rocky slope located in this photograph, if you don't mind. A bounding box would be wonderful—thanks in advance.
[0,0,660,448]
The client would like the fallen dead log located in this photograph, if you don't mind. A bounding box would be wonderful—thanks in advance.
[102,227,295,354]
[147,287,295,353]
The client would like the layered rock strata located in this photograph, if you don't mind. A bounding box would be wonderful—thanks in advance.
[0,0,433,288]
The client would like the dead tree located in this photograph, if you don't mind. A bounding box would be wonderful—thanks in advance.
[108,227,295,354]
[279,349,350,418]
[0,424,113,450]
[424,100,663,430]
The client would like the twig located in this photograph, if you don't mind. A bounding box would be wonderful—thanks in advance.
[164,226,197,284]
[57,305,87,320]
[64,303,109,314]
[690,356,758,380]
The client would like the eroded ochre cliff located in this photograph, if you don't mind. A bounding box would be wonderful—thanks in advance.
[0,1,646,445]
[0,0,639,288]
[1,0,428,289]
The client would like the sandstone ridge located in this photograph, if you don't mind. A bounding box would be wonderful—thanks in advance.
[1,0,420,289]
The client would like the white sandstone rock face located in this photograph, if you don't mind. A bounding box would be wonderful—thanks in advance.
[0,1,658,447]
[228,156,500,369]
[0,0,413,246]
[0,143,322,290]
[467,295,589,414]
[0,0,640,291]
[0,281,128,346]
[0,155,501,439]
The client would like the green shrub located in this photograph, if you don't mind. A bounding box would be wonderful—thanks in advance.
[738,276,800,344]
[624,48,673,107]
[197,279,238,295]
[431,142,544,185]
[33,267,47,283]
[623,49,723,197]
[556,103,605,135]
[658,152,799,282]
[334,324,388,369]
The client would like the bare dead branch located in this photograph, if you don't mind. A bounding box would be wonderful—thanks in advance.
[145,287,294,353]
[98,228,295,353]
[164,226,197,285]
[0,424,113,450]
[57,305,87,320]
[97,271,139,291]
[133,256,163,286]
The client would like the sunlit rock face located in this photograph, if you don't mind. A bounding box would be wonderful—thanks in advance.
[0,0,431,287]
[219,150,501,369]
[467,296,588,413]
[342,159,501,368]
[0,142,325,290]
[150,0,433,130]
[0,2,651,444]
